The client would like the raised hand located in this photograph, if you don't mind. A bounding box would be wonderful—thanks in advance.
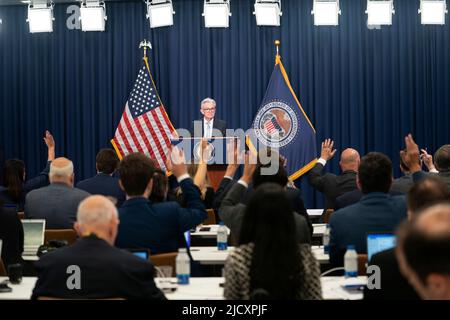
[420,148,436,172]
[321,139,337,161]
[400,134,421,173]
[166,146,187,178]
[241,151,257,185]
[43,130,55,161]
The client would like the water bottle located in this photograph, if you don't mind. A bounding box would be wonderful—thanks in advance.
[323,224,330,254]
[344,245,358,278]
[176,248,190,285]
[217,222,228,251]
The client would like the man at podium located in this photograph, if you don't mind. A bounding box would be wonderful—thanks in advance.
[190,97,227,138]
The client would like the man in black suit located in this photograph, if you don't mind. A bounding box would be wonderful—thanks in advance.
[76,149,126,207]
[191,97,227,138]
[308,139,360,210]
[31,195,165,300]
[390,149,416,194]
[364,176,450,300]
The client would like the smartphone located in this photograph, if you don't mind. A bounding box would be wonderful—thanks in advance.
[199,227,211,232]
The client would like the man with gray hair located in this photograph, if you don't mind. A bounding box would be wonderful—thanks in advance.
[191,97,227,138]
[396,203,450,300]
[31,195,165,300]
[25,157,90,229]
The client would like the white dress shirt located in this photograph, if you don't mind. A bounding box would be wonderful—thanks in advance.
[203,118,214,139]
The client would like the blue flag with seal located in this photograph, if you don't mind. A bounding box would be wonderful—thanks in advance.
[247,53,317,180]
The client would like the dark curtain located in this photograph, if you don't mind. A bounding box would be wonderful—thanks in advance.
[1,0,449,208]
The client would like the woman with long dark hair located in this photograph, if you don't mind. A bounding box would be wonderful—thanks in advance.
[224,183,322,300]
[0,130,55,210]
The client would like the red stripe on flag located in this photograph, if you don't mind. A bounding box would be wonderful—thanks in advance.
[122,112,145,154]
[133,116,157,161]
[151,108,172,150]
[143,113,165,160]
[160,106,176,134]
[117,118,135,154]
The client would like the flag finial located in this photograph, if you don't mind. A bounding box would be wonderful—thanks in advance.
[139,40,152,60]
[274,40,281,57]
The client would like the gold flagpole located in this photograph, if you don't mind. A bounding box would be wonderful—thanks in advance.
[274,40,281,58]
[139,40,152,61]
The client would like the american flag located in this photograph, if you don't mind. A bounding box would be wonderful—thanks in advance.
[264,116,281,135]
[111,61,176,169]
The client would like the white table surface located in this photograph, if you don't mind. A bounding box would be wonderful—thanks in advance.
[0,276,365,300]
[307,209,323,217]
[190,225,231,238]
[191,224,326,239]
[190,246,329,265]
[156,276,366,300]
[0,277,36,300]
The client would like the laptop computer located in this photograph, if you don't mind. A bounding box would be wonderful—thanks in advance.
[21,219,46,256]
[367,232,397,262]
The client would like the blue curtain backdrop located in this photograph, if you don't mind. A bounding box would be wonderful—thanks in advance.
[1,0,449,208]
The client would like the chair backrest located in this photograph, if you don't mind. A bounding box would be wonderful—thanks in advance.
[358,254,368,276]
[0,259,7,276]
[323,209,334,224]
[44,229,78,246]
[17,212,25,220]
[203,209,216,225]
[149,252,178,277]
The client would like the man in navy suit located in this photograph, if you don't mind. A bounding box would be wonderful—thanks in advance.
[191,98,227,138]
[115,151,207,254]
[32,195,165,300]
[77,149,125,207]
[329,152,408,266]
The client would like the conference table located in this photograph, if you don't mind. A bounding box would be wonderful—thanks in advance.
[0,276,366,300]
[191,224,326,239]
[190,246,329,265]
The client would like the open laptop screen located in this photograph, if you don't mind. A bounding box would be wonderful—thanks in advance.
[367,233,397,261]
[22,219,46,249]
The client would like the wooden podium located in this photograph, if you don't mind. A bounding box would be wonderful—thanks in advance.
[207,164,227,191]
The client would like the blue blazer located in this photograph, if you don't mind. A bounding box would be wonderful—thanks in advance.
[329,192,407,266]
[115,178,207,254]
[76,173,126,207]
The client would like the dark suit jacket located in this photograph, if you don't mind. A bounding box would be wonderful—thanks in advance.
[219,182,311,244]
[329,193,407,266]
[0,207,24,267]
[390,174,413,194]
[31,235,166,300]
[364,248,420,300]
[115,178,206,254]
[25,183,90,229]
[334,189,405,211]
[76,173,126,207]
[0,161,51,211]
[413,170,450,188]
[191,118,227,137]
[308,163,357,210]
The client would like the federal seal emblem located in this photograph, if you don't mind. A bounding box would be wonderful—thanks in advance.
[253,101,298,148]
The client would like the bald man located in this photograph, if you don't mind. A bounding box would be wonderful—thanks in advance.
[396,204,450,300]
[32,195,165,300]
[25,157,90,229]
[308,139,360,210]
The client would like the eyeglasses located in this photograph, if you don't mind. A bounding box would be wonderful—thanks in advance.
[202,108,216,112]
